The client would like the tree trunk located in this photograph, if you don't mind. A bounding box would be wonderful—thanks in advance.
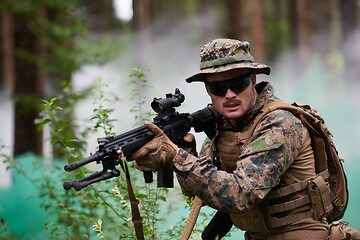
[13,14,44,156]
[340,0,360,87]
[132,0,151,67]
[289,0,315,75]
[82,0,117,32]
[224,0,244,40]
[133,0,151,31]
[250,0,265,63]
[0,12,14,92]
[199,0,212,41]
[340,0,359,38]
[315,0,335,51]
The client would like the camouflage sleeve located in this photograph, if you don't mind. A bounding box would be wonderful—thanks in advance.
[172,110,303,213]
[175,137,212,197]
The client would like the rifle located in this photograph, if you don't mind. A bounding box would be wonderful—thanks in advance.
[63,88,217,191]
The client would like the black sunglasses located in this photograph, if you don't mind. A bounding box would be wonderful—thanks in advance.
[205,74,252,96]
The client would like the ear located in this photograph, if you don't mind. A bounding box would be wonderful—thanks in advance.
[251,75,256,85]
[204,84,211,95]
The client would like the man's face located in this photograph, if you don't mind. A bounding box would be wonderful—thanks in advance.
[205,69,258,124]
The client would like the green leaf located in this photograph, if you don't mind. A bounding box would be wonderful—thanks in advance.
[50,226,60,234]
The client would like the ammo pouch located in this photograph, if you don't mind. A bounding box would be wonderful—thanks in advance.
[307,175,333,220]
[247,170,330,229]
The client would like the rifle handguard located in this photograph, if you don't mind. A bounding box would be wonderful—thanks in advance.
[62,89,218,190]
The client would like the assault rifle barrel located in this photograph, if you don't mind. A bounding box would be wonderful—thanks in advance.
[63,89,217,191]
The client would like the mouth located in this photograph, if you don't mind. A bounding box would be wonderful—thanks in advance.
[223,101,241,110]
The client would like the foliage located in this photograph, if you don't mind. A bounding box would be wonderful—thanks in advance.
[1,0,81,78]
[1,0,124,87]
[263,1,292,62]
[0,143,18,240]
[32,69,183,239]
[90,78,118,136]
[0,217,18,240]
[1,66,218,239]
[34,81,92,158]
[34,78,135,239]
[125,66,179,238]
[128,66,154,126]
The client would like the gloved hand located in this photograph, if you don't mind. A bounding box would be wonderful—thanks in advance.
[128,121,179,172]
[182,133,198,157]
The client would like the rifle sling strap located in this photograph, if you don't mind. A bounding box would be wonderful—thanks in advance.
[119,158,145,240]
[180,196,203,240]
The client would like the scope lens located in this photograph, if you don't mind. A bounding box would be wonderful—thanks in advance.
[151,101,164,113]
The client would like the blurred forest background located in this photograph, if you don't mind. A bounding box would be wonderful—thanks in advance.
[1,0,360,239]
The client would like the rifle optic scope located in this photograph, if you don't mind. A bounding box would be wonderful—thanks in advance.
[151,88,185,113]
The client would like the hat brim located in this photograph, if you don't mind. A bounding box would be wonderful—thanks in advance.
[186,62,270,83]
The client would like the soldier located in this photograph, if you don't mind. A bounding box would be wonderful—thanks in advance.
[129,38,330,239]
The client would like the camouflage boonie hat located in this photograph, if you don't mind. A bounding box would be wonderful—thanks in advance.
[186,38,271,83]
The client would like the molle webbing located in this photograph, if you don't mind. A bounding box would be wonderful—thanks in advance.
[217,101,347,230]
[265,170,330,228]
[217,130,245,172]
[250,102,347,227]
[267,170,329,199]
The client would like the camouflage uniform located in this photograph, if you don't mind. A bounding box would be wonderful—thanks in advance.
[174,39,329,239]
[173,82,329,239]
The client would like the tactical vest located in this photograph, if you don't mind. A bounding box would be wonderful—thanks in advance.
[213,102,348,233]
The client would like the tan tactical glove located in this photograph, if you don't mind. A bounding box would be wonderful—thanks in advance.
[128,121,179,172]
[182,133,198,157]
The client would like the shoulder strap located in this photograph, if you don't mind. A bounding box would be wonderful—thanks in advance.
[244,101,328,174]
[118,158,145,240]
[248,102,348,224]
[179,196,203,240]
[243,102,295,141]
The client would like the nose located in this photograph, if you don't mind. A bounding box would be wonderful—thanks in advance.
[224,88,237,98]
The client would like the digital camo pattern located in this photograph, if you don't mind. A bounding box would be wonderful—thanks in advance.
[199,39,252,63]
[173,82,304,213]
[186,38,270,83]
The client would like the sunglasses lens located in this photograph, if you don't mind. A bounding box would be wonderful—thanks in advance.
[207,76,251,96]
[207,85,222,96]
